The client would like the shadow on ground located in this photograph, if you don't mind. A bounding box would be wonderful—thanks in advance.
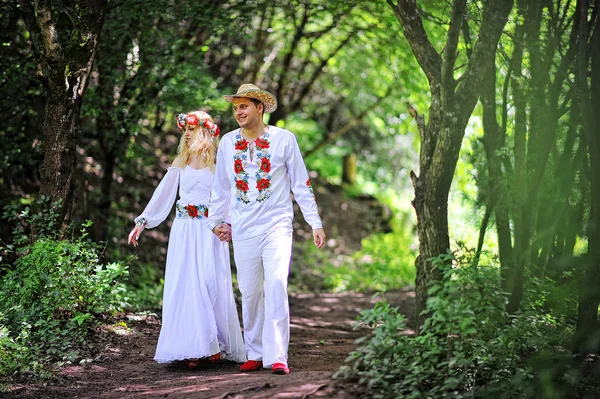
[3,289,415,399]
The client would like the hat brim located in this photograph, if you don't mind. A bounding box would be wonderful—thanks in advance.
[223,89,277,114]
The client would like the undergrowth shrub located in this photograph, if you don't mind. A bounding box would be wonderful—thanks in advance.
[319,213,417,292]
[0,197,129,380]
[125,262,164,312]
[336,251,570,398]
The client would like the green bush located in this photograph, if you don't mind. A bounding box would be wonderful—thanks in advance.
[125,262,164,312]
[336,252,570,398]
[322,214,416,292]
[0,198,129,379]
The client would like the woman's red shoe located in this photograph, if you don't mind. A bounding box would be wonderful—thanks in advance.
[185,359,201,369]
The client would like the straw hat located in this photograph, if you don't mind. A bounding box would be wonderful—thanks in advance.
[223,83,278,114]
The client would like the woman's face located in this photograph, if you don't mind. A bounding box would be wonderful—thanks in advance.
[184,128,195,144]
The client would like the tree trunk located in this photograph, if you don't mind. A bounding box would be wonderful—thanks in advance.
[412,176,449,325]
[392,0,513,330]
[481,53,515,287]
[39,87,79,232]
[574,0,600,354]
[19,0,108,234]
[342,153,357,185]
[95,150,116,243]
[410,112,463,326]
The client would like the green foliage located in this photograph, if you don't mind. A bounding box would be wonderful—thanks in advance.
[523,270,578,323]
[125,262,164,312]
[289,240,337,293]
[288,113,344,184]
[2,195,62,248]
[0,200,128,379]
[0,3,45,180]
[336,252,571,398]
[324,212,416,293]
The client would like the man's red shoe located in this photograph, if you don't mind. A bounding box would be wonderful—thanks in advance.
[271,362,290,375]
[240,360,263,372]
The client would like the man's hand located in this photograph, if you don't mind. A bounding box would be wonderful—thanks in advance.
[212,223,232,242]
[128,225,144,247]
[313,228,326,249]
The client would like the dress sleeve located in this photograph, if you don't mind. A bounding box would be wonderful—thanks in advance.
[207,140,231,232]
[286,134,323,230]
[135,167,180,229]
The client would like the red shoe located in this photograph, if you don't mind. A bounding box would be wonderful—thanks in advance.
[271,362,290,374]
[207,352,221,363]
[240,360,263,372]
[185,359,201,369]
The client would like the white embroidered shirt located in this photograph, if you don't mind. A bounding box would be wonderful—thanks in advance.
[207,126,322,240]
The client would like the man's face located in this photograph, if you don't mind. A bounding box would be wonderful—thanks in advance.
[233,98,261,128]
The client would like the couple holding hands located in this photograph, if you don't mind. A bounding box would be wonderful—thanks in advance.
[128,84,326,375]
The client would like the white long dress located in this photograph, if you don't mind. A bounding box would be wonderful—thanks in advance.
[135,165,246,363]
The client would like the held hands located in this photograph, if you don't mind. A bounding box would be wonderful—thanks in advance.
[128,225,144,247]
[313,228,326,249]
[212,223,232,242]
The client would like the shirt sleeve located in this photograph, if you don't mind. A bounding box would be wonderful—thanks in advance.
[286,134,323,230]
[207,140,232,232]
[135,167,180,229]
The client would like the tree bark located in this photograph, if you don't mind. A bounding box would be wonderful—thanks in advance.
[342,153,357,185]
[480,54,515,285]
[19,0,108,234]
[506,0,582,312]
[574,0,600,354]
[392,0,513,329]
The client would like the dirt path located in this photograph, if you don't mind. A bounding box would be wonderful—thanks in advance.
[4,289,414,399]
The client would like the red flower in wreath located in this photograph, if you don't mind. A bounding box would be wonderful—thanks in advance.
[255,137,270,149]
[235,139,249,151]
[260,158,271,173]
[203,208,209,218]
[186,204,199,218]
[306,179,311,187]
[236,180,249,192]
[234,159,244,174]
[257,178,270,191]
[185,114,199,127]
[203,119,215,130]
[204,120,220,137]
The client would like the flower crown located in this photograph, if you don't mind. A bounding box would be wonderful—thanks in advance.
[176,113,220,137]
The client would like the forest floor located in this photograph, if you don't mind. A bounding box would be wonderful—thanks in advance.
[3,288,415,399]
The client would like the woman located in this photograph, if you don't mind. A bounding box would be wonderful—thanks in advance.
[128,110,246,367]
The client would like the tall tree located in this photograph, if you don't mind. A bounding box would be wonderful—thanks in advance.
[476,0,594,317]
[574,0,600,353]
[387,0,513,328]
[18,0,108,233]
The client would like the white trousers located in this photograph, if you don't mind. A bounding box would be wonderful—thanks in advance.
[233,224,293,368]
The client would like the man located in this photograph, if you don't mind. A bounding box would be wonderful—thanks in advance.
[207,83,326,375]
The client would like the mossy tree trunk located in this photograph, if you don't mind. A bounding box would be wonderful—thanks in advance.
[18,0,108,234]
[387,0,513,330]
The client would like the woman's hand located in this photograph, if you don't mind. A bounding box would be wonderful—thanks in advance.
[128,225,144,247]
[212,223,232,242]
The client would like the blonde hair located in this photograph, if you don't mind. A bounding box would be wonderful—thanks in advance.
[172,110,218,171]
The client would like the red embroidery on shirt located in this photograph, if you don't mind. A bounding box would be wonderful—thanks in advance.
[260,158,271,173]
